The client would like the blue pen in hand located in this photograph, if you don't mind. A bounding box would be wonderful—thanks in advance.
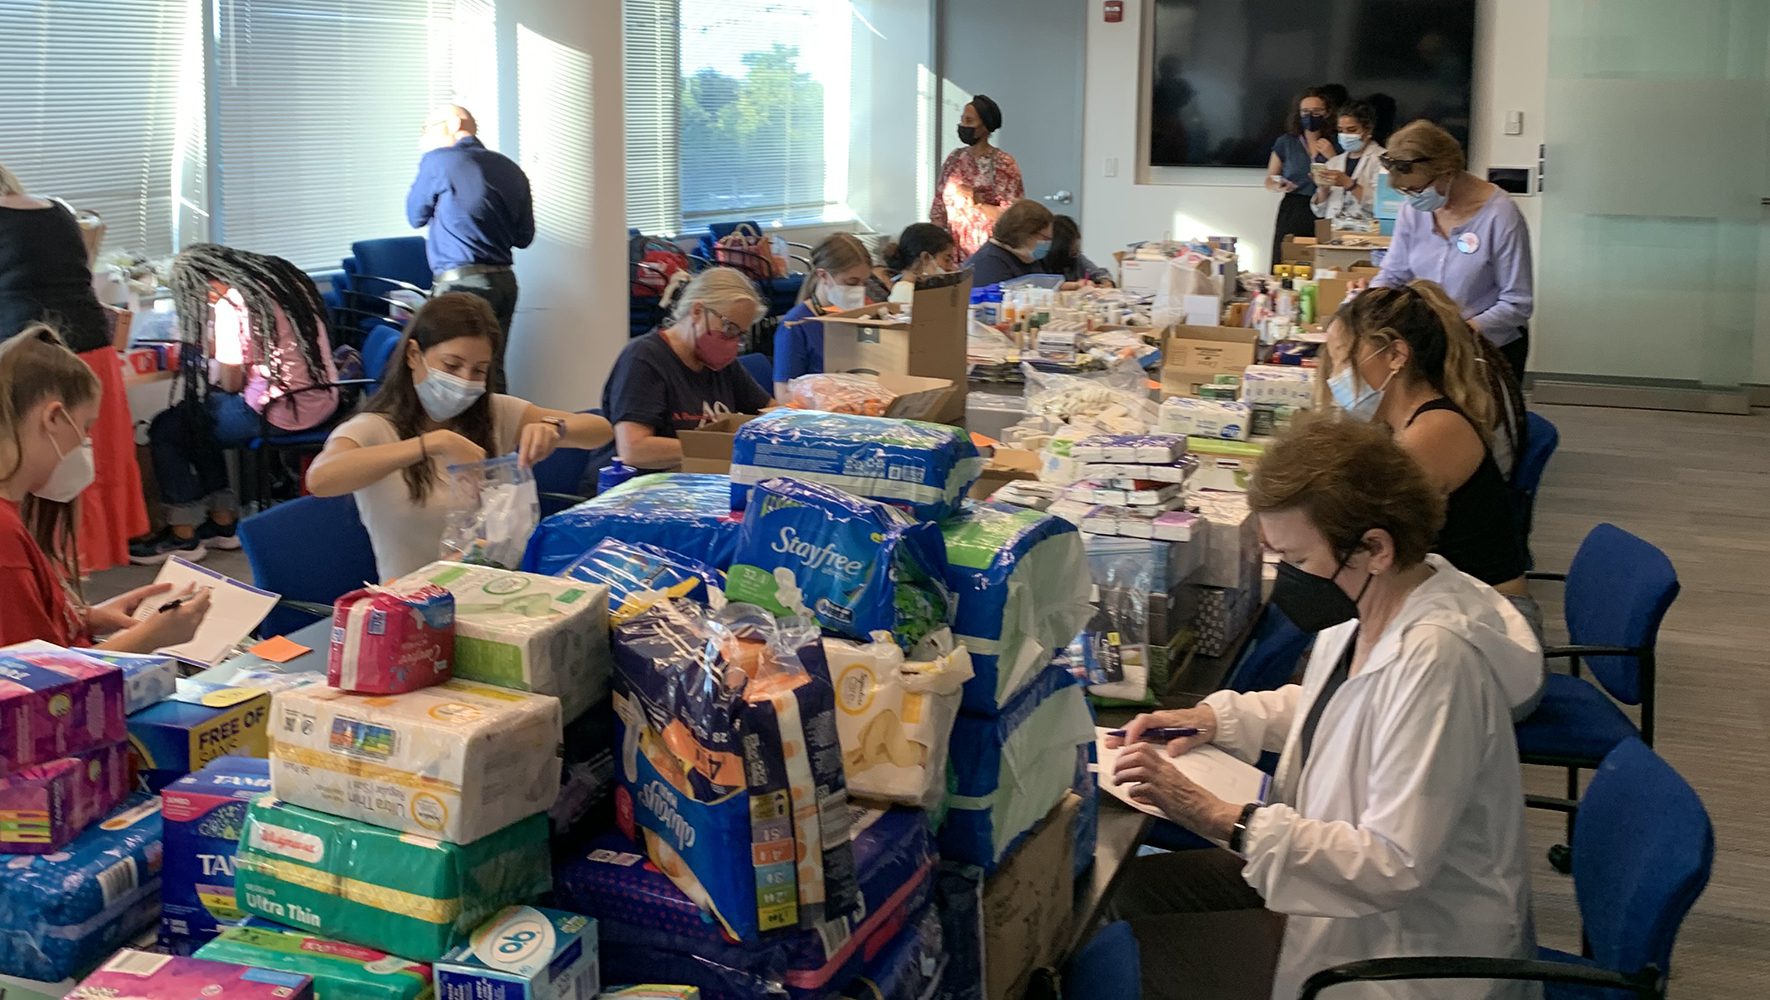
[1107,726,1201,742]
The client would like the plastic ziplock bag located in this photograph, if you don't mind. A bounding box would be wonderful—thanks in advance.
[1072,544,1155,703]
[442,453,540,569]
[562,537,726,624]
[1021,359,1158,428]
[784,373,901,416]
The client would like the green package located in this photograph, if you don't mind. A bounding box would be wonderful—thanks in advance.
[195,925,433,1000]
[234,797,550,962]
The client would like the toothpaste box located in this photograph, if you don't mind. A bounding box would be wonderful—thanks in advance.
[1238,364,1316,409]
[1068,434,1186,464]
[160,755,273,946]
[234,797,552,962]
[3,643,177,715]
[65,950,314,1000]
[396,562,610,721]
[1156,398,1251,441]
[0,650,127,775]
[435,906,599,1000]
[0,740,131,853]
[127,694,272,792]
[195,924,434,1000]
[268,679,562,845]
[329,583,456,695]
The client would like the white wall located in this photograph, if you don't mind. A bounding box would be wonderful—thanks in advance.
[494,0,629,412]
[1082,0,1548,274]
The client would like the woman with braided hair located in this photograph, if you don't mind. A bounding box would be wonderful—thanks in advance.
[131,243,339,563]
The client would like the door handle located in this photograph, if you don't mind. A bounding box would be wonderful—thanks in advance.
[1043,190,1073,205]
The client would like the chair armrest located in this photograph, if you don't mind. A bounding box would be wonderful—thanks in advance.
[541,491,588,508]
[274,598,334,619]
[351,274,431,298]
[1299,956,1661,1000]
[1526,571,1567,583]
[785,241,814,253]
[1543,644,1637,660]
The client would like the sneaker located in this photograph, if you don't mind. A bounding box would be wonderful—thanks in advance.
[196,518,242,551]
[129,530,208,565]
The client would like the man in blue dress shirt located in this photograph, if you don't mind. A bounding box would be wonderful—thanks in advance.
[407,105,534,389]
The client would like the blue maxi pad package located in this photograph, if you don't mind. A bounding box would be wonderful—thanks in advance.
[522,473,743,576]
[940,664,1095,871]
[563,537,725,622]
[726,478,954,650]
[0,793,163,982]
[939,503,1093,714]
[840,906,944,1000]
[729,410,984,520]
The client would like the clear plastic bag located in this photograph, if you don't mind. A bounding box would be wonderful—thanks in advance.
[441,453,540,569]
[784,372,900,416]
[1072,542,1155,703]
[1021,358,1158,428]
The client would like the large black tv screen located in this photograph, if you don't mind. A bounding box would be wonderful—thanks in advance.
[1149,0,1476,168]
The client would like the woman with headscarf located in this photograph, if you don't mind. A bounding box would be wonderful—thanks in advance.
[930,96,1023,260]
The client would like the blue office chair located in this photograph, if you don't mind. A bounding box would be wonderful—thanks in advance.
[238,493,379,637]
[1064,922,1140,1000]
[1223,604,1312,694]
[737,352,773,391]
[1516,523,1679,872]
[345,237,431,335]
[242,381,378,511]
[362,322,404,389]
[1512,411,1560,568]
[1299,738,1712,1000]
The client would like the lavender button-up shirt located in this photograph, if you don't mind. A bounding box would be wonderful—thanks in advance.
[1372,188,1533,348]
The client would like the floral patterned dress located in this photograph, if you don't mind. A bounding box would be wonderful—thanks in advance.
[930,146,1024,259]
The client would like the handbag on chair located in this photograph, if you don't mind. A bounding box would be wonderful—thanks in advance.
[713,222,786,279]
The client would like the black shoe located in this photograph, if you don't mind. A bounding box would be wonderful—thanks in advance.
[129,530,208,565]
[196,518,242,551]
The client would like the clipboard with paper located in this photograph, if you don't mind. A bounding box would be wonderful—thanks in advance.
[1093,726,1271,823]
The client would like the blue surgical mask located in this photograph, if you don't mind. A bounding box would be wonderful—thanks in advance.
[1338,133,1365,154]
[1328,346,1396,421]
[1031,240,1052,260]
[416,360,487,421]
[1406,180,1449,213]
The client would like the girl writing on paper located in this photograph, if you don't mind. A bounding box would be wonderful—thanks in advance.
[0,326,212,650]
[1106,415,1544,1000]
[773,233,877,394]
[307,293,612,579]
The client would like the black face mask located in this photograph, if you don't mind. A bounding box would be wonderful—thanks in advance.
[1300,112,1326,132]
[1269,547,1374,633]
[957,124,982,146]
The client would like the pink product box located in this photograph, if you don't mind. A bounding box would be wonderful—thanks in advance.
[66,950,313,999]
[0,651,126,776]
[0,741,132,854]
[327,584,455,695]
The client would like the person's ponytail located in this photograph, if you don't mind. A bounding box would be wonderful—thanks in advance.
[1407,279,1494,436]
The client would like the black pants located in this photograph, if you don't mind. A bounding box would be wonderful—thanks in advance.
[1499,328,1530,382]
[434,269,519,392]
[1111,848,1285,1000]
[1271,192,1317,272]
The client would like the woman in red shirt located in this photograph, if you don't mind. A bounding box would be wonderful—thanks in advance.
[0,326,210,649]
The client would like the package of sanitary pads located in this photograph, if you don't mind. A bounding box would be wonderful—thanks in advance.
[66,950,314,1000]
[0,650,126,775]
[160,755,272,947]
[234,796,552,962]
[268,679,561,845]
[726,478,954,651]
[729,410,984,520]
[328,582,455,694]
[196,924,433,1000]
[839,906,944,1000]
[562,538,725,624]
[0,740,130,853]
[521,474,744,576]
[823,635,971,809]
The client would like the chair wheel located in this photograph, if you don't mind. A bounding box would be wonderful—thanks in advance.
[1548,843,1573,874]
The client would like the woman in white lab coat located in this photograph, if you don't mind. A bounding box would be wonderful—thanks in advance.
[1108,414,1543,1000]
[1311,101,1386,231]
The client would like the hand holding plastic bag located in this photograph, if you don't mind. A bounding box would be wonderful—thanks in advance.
[441,453,540,569]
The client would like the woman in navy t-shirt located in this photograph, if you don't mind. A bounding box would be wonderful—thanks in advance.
[1264,87,1339,271]
[772,233,874,395]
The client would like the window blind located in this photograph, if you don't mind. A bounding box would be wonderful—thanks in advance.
[624,0,681,236]
[214,0,494,270]
[1,0,194,261]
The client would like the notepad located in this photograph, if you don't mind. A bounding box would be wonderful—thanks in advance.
[130,556,279,667]
[1093,726,1271,825]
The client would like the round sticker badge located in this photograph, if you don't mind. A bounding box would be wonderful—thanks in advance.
[1456,232,1480,254]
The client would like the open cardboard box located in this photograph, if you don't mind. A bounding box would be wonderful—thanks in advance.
[817,273,971,424]
[968,446,1040,500]
[1160,325,1258,398]
[677,374,958,475]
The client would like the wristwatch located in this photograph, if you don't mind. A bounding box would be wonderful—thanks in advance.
[541,416,566,438]
[1228,802,1261,853]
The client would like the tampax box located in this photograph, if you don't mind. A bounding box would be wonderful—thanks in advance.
[0,650,126,775]
[127,693,272,792]
[267,678,562,845]
[160,754,273,946]
[434,906,599,1000]
[0,739,131,853]
[64,950,313,1000]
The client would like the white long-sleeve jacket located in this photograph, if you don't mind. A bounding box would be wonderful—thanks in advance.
[1200,556,1544,1000]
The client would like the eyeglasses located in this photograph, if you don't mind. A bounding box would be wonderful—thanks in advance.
[1378,154,1425,172]
[704,307,747,340]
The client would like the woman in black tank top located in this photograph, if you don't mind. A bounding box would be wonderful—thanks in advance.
[1320,282,1538,632]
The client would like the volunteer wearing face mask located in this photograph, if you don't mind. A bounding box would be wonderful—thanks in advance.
[1107,415,1543,1000]
[307,293,611,579]
[1265,88,1339,271]
[964,199,1055,288]
[1368,120,1534,379]
[600,267,773,473]
[883,224,959,304]
[1042,215,1115,287]
[0,327,213,650]
[1309,101,1385,230]
[773,233,874,395]
[930,96,1023,260]
[1321,281,1539,641]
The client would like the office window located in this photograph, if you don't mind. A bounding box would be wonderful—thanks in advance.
[214,0,497,270]
[2,0,200,261]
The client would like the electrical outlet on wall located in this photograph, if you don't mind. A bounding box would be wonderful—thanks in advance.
[1105,156,1119,178]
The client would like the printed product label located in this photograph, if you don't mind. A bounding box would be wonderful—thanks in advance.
[469,905,557,977]
[247,821,326,864]
[328,717,397,760]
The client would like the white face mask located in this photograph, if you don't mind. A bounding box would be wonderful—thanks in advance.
[34,408,96,503]
[415,357,487,421]
[822,283,867,311]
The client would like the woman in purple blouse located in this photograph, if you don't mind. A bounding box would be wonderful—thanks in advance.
[1369,120,1535,379]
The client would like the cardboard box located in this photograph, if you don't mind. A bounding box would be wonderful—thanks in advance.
[268,678,563,845]
[1313,237,1390,273]
[126,694,271,792]
[160,756,273,946]
[67,951,314,1000]
[434,906,599,1000]
[1279,236,1316,265]
[816,274,972,424]
[1187,438,1267,492]
[1160,325,1258,399]
[968,447,1040,499]
[678,413,760,475]
[980,793,1080,1000]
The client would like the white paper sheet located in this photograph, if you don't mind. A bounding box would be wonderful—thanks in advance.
[129,555,279,667]
[1093,726,1271,823]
